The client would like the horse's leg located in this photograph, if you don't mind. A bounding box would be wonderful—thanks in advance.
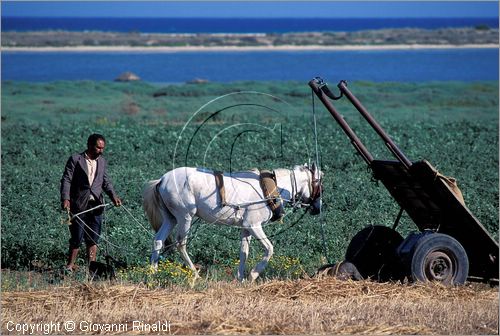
[175,214,200,279]
[150,209,175,270]
[237,229,252,282]
[247,224,274,282]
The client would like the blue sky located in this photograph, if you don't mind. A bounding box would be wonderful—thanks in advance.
[2,1,498,18]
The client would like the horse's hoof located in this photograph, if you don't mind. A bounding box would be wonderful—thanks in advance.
[237,272,246,283]
[249,271,259,282]
[188,275,200,288]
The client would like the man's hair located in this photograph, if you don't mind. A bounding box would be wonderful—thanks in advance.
[87,133,106,147]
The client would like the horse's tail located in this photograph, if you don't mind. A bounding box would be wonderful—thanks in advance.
[142,179,164,232]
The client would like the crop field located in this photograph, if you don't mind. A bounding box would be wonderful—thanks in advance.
[1,79,498,333]
[2,79,498,270]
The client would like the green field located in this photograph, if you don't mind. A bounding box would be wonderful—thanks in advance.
[1,79,498,281]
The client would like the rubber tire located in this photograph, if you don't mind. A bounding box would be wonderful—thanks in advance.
[345,225,404,282]
[411,233,469,285]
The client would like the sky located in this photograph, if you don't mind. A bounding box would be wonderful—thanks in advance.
[2,1,498,18]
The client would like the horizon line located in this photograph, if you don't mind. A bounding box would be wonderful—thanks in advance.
[4,15,498,19]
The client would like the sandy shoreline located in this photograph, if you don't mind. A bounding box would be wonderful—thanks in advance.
[2,44,498,52]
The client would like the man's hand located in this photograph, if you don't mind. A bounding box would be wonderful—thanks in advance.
[113,197,122,207]
[62,199,70,211]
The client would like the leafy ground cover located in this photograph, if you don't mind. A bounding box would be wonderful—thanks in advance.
[1,80,498,282]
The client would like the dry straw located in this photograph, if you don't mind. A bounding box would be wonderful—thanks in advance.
[2,278,498,335]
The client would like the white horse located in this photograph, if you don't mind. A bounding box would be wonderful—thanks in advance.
[142,164,323,281]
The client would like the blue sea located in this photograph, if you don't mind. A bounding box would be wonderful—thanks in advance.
[2,17,499,82]
[3,17,498,33]
[3,49,498,83]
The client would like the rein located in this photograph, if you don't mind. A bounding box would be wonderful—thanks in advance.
[66,203,156,256]
[289,168,308,209]
[70,203,109,221]
[195,204,310,242]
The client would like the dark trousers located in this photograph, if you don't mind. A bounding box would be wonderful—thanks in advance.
[69,202,102,248]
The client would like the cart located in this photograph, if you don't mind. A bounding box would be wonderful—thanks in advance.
[309,77,498,285]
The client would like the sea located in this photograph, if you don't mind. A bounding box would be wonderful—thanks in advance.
[2,17,499,83]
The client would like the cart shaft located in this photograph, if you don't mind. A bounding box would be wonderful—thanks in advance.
[309,79,374,166]
[309,78,413,170]
[337,81,413,170]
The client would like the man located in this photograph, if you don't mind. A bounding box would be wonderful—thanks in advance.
[60,133,122,272]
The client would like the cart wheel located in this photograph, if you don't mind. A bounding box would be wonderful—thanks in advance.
[345,225,404,282]
[411,233,469,285]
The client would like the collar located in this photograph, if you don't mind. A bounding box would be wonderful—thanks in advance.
[84,151,99,161]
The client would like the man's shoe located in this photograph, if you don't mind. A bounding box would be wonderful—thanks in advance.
[61,266,74,275]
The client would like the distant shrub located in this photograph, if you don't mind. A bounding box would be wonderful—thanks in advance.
[475,24,491,31]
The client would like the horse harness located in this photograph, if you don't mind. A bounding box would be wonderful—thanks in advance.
[214,170,284,222]
[213,168,321,222]
[259,170,285,222]
[214,171,227,206]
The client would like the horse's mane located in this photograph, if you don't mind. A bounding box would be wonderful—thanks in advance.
[196,166,307,179]
[273,168,291,178]
[293,165,308,172]
[274,166,307,179]
[196,167,260,175]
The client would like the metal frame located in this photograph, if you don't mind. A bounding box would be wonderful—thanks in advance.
[309,77,499,283]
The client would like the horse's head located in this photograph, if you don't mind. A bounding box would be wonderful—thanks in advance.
[294,163,323,215]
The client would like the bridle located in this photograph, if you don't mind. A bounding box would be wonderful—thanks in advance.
[306,166,323,205]
[289,166,323,208]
